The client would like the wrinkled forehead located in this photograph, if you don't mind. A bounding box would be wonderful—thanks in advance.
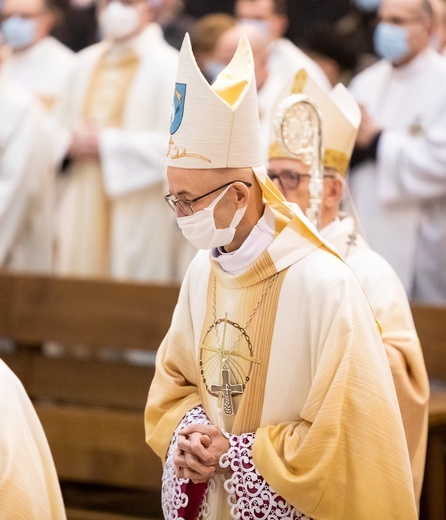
[2,0,46,15]
[166,166,253,195]
[235,0,275,20]
[379,0,426,19]
[96,0,147,10]
[268,157,310,172]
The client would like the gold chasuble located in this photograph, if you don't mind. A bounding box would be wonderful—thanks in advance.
[145,198,418,520]
[145,33,417,520]
[201,257,287,435]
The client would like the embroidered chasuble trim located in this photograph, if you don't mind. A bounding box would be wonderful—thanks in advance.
[199,251,287,435]
[83,49,140,127]
[268,142,349,177]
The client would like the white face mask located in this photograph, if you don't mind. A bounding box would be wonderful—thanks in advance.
[99,1,140,41]
[176,185,248,250]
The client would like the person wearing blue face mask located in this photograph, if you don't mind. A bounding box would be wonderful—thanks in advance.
[0,0,74,111]
[189,12,237,84]
[234,0,331,91]
[348,0,446,306]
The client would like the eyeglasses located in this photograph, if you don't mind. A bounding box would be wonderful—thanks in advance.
[267,169,310,190]
[267,169,335,191]
[377,15,424,27]
[1,11,46,21]
[165,180,252,216]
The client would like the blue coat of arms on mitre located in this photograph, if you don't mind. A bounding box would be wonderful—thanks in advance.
[170,82,186,135]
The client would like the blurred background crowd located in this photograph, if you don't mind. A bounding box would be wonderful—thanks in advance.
[1,0,446,304]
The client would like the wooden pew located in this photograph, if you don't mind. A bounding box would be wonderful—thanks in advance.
[0,271,180,520]
[412,304,446,520]
[1,271,446,519]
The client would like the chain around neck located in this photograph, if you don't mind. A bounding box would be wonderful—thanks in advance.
[212,273,278,359]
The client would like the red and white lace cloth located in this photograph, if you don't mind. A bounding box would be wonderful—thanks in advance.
[161,406,311,520]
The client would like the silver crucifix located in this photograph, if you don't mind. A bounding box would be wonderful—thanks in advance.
[211,364,243,415]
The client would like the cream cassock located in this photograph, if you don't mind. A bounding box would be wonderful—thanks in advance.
[54,23,195,282]
[348,48,446,304]
[0,77,53,271]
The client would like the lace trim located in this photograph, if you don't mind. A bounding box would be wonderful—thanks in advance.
[221,433,312,520]
[161,406,215,520]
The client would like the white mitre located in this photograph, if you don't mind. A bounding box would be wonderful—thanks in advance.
[269,69,361,176]
[167,32,262,169]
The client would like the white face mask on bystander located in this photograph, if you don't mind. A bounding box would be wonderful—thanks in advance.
[99,1,140,41]
[176,185,247,250]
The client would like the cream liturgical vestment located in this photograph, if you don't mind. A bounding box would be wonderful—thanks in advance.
[145,198,418,520]
[321,214,429,504]
[348,48,446,303]
[54,24,190,281]
[0,77,53,271]
[0,359,66,519]
[145,33,417,520]
[2,36,74,111]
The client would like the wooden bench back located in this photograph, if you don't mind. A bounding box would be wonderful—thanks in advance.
[411,304,446,381]
[2,272,446,519]
[0,271,180,493]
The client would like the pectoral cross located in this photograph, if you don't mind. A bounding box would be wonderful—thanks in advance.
[346,231,357,247]
[210,364,243,416]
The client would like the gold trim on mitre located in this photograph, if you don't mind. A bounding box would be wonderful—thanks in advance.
[291,69,308,95]
[268,140,288,160]
[167,137,211,163]
[324,148,350,176]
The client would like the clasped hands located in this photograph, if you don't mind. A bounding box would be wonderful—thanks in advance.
[173,424,231,484]
[356,103,382,149]
[68,123,100,159]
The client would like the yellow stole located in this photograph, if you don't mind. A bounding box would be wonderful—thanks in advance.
[83,48,139,127]
[198,252,288,435]
[71,48,140,275]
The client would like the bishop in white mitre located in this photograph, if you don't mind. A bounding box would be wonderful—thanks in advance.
[268,68,430,506]
[145,32,418,520]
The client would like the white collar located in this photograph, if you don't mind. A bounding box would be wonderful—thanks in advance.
[319,217,341,239]
[210,204,276,275]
